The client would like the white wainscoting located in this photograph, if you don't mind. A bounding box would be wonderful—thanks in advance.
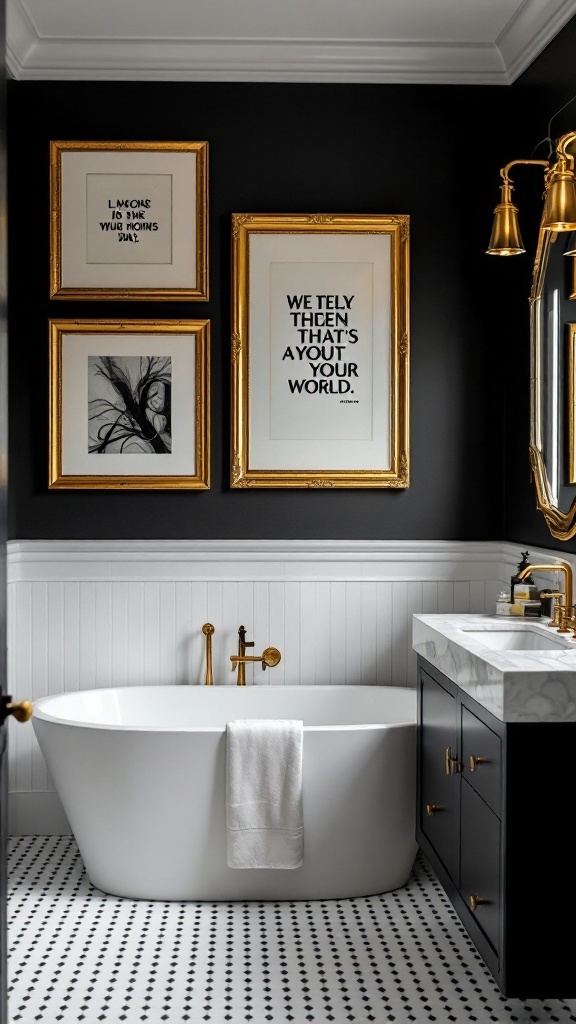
[6,538,572,834]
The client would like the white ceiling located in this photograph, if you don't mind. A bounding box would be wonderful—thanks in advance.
[6,0,576,84]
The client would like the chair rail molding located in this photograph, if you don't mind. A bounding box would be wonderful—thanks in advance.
[8,538,504,582]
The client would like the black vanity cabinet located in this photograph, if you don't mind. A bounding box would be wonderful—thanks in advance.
[417,656,575,998]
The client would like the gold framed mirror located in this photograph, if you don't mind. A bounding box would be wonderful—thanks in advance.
[529,219,576,539]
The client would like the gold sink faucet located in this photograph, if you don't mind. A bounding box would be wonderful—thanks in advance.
[230,625,281,685]
[517,559,573,632]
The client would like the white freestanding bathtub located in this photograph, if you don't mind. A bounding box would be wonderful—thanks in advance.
[32,685,417,902]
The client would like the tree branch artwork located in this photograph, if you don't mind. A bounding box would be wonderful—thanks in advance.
[88,355,172,454]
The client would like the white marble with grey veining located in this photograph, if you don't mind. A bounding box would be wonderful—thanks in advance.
[412,613,576,722]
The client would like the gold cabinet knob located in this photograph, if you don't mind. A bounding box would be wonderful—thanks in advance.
[469,894,489,911]
[1,699,32,723]
[469,755,488,772]
[426,803,443,816]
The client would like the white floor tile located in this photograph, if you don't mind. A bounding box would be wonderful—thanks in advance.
[7,836,576,1023]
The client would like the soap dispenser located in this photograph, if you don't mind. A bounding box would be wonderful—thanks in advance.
[510,550,539,603]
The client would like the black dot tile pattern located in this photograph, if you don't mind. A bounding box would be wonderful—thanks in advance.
[7,836,576,1023]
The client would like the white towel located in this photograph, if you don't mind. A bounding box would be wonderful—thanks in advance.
[226,718,303,869]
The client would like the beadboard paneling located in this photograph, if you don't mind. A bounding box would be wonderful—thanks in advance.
[6,538,573,834]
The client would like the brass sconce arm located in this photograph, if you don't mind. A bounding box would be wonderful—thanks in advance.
[551,131,576,172]
[501,158,550,183]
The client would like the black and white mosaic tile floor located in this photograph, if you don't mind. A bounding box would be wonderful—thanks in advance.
[7,836,576,1024]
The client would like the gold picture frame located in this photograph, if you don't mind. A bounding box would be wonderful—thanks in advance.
[568,323,576,484]
[231,213,410,488]
[50,141,208,301]
[49,319,210,489]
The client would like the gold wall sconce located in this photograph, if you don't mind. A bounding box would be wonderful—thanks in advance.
[487,131,576,256]
[488,127,576,541]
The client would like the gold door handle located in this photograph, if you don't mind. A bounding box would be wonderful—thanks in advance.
[426,803,443,816]
[469,894,489,911]
[445,746,462,775]
[1,698,32,724]
[469,755,488,772]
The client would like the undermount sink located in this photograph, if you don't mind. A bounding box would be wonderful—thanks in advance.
[459,627,571,651]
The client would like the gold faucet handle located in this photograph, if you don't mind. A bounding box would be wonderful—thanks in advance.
[557,603,572,632]
[262,647,281,670]
[230,647,282,671]
[550,599,565,627]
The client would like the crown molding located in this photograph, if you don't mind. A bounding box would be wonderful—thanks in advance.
[4,32,506,84]
[4,0,36,80]
[497,0,576,84]
[6,0,576,85]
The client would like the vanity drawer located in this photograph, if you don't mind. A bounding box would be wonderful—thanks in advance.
[460,779,501,956]
[461,706,502,816]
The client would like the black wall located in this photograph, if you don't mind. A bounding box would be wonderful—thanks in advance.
[2,69,532,541]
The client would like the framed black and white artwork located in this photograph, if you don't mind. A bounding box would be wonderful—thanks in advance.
[50,141,208,301]
[49,319,210,489]
[230,213,410,488]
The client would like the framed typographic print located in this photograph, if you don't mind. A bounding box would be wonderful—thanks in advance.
[50,141,208,300]
[49,319,210,489]
[230,213,410,488]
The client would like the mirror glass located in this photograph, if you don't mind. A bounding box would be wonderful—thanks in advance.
[530,224,576,538]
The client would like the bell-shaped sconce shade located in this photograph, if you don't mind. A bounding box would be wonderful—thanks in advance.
[543,169,576,231]
[486,196,525,255]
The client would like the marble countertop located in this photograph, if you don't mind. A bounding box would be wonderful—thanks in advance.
[412,613,576,723]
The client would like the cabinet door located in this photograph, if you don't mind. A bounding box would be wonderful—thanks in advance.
[461,706,502,817]
[419,668,459,881]
[460,779,501,955]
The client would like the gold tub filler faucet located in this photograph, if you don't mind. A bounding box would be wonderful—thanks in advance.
[230,625,281,685]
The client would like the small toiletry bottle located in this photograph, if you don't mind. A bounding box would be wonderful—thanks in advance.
[511,550,538,603]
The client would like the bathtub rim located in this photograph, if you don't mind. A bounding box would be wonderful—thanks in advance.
[32,683,417,733]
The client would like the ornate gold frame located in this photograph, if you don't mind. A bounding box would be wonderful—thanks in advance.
[49,319,210,489]
[529,226,576,537]
[568,323,576,485]
[50,141,208,301]
[230,213,410,488]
